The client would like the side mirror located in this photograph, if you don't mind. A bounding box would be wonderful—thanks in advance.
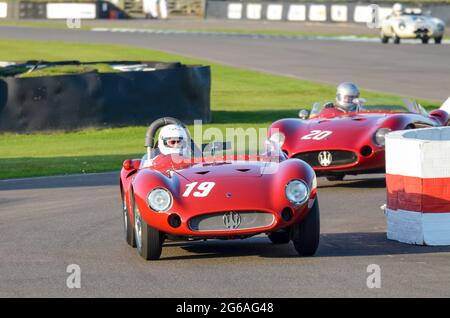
[298,109,310,120]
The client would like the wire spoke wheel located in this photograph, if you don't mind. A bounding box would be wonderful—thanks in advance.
[135,206,143,252]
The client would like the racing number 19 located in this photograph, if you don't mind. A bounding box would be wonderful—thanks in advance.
[183,182,215,197]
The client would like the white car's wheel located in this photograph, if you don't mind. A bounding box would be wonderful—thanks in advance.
[393,35,401,44]
[421,37,429,44]
[381,33,389,44]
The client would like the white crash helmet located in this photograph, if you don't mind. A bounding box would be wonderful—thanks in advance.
[392,3,403,15]
[336,82,360,111]
[158,124,189,156]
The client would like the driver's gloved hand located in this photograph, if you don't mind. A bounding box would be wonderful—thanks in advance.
[323,102,335,108]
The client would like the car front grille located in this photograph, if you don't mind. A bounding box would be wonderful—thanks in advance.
[293,150,358,168]
[189,211,275,232]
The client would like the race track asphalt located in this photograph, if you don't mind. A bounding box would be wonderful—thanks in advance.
[0,26,450,297]
[1,173,449,297]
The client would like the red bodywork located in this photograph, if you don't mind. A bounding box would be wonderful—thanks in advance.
[120,153,317,239]
[269,107,449,176]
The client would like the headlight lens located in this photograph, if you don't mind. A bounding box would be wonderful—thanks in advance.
[285,179,310,205]
[147,188,172,212]
[399,22,406,30]
[269,132,285,147]
[374,128,392,147]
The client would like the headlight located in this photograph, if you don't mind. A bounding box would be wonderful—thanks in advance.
[285,179,309,205]
[373,128,392,147]
[147,188,172,212]
[269,132,285,147]
[399,22,406,30]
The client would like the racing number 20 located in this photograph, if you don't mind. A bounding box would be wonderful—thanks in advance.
[301,130,333,140]
[183,182,215,197]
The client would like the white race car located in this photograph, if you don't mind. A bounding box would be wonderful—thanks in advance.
[380,8,445,44]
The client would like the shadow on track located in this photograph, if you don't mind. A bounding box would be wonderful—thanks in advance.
[159,232,450,260]
[316,232,450,257]
[318,176,386,189]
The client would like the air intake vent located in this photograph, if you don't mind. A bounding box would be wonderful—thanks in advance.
[294,150,357,167]
[189,211,275,232]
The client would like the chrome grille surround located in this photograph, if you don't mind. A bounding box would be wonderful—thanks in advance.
[189,211,275,232]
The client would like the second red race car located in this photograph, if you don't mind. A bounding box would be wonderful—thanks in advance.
[120,117,319,260]
[268,99,450,180]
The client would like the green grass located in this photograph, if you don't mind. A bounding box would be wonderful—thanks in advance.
[0,39,439,179]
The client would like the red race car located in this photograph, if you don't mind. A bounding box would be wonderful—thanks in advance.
[268,99,450,180]
[120,118,319,260]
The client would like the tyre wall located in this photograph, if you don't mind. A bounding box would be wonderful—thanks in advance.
[385,117,450,246]
[0,61,211,132]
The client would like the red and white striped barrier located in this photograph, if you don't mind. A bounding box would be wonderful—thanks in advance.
[385,123,450,245]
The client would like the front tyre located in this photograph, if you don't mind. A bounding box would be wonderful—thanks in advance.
[393,35,401,44]
[421,37,429,44]
[268,231,290,244]
[133,194,164,260]
[435,36,443,44]
[292,199,320,256]
[121,192,136,247]
[381,34,389,44]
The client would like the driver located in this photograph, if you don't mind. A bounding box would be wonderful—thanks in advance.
[157,124,189,157]
[392,3,403,16]
[323,82,361,113]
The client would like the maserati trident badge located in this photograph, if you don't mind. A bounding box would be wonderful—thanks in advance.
[223,212,241,229]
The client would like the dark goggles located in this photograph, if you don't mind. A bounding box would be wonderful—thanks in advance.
[338,94,358,104]
[163,137,184,148]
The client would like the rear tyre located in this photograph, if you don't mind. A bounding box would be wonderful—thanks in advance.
[268,231,290,244]
[133,194,164,260]
[421,37,429,44]
[121,192,136,247]
[393,36,401,44]
[381,35,389,44]
[292,199,320,257]
[435,36,442,44]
